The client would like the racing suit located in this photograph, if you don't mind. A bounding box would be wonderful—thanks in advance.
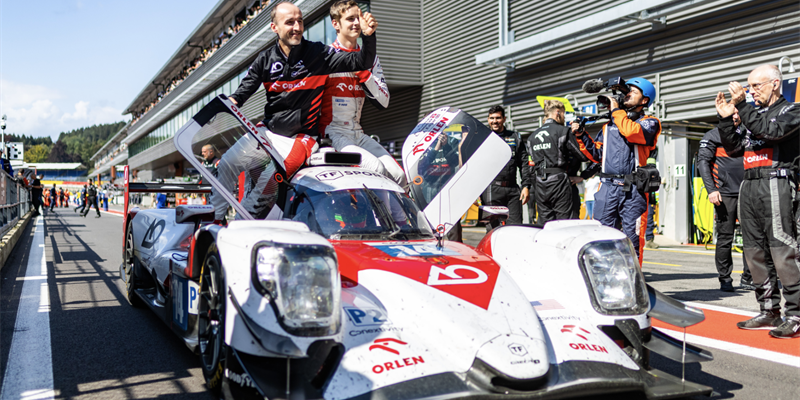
[575,109,661,264]
[526,119,584,224]
[718,96,800,316]
[481,128,529,229]
[697,127,754,286]
[320,40,406,188]
[214,34,377,221]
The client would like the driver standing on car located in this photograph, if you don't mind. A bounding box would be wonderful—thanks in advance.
[573,77,661,265]
[320,0,405,188]
[214,1,379,222]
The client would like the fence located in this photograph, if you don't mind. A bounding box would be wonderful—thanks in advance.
[0,170,31,238]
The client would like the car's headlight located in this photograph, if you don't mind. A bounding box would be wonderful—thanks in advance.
[252,243,341,336]
[579,240,649,315]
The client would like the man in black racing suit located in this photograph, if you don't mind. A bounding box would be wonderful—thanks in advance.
[716,64,800,338]
[213,2,379,221]
[698,114,761,292]
[482,105,530,230]
[526,100,585,224]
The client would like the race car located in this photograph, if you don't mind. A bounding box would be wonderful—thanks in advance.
[121,95,714,400]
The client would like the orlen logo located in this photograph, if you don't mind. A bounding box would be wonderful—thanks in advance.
[336,82,363,92]
[411,117,450,155]
[369,338,425,374]
[271,80,307,91]
[561,325,609,354]
[744,148,772,167]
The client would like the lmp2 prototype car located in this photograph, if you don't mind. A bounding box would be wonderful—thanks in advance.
[121,96,713,400]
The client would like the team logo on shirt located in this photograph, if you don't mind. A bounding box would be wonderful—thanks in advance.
[270,61,283,74]
[535,131,550,142]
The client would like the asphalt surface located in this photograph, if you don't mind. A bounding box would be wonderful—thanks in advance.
[1,208,212,399]
[0,213,797,399]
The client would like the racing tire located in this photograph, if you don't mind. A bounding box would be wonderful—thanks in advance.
[198,244,226,396]
[124,223,144,307]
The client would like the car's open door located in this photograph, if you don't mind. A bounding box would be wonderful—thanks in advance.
[402,107,511,236]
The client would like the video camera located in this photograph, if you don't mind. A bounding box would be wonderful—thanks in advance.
[582,77,630,110]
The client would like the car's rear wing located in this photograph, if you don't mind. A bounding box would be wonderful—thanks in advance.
[122,165,212,218]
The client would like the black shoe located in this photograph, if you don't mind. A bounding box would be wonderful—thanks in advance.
[720,281,735,292]
[737,310,782,330]
[769,316,800,339]
[95,215,101,218]
[739,280,756,291]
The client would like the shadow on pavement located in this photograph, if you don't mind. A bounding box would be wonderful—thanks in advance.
[41,212,213,399]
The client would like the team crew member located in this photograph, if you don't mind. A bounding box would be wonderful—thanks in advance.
[715,64,800,338]
[320,0,405,187]
[482,105,530,230]
[201,144,220,176]
[82,179,101,218]
[216,1,379,221]
[573,77,661,264]
[697,113,755,292]
[526,100,584,223]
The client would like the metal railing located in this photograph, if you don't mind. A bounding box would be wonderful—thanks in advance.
[0,170,31,238]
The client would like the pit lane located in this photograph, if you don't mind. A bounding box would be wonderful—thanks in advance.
[0,213,796,399]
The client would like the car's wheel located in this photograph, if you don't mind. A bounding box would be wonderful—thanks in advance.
[198,244,226,395]
[124,223,143,307]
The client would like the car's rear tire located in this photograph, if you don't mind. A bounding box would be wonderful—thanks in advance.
[198,244,226,395]
[124,223,143,307]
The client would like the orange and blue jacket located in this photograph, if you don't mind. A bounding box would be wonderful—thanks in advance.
[574,109,661,176]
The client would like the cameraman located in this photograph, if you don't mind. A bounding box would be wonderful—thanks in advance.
[573,77,661,264]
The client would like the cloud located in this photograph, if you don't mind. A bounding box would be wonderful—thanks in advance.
[0,79,127,140]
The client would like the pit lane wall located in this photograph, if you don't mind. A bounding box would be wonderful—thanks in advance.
[0,170,32,270]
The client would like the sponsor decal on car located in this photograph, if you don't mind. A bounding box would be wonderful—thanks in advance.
[368,338,425,374]
[345,307,387,327]
[561,325,608,354]
[368,244,461,257]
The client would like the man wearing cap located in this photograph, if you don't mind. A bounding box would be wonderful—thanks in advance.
[573,77,662,264]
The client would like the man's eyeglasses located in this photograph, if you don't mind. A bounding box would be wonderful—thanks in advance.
[747,80,775,92]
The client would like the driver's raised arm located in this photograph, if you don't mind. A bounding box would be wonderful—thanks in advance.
[326,32,376,74]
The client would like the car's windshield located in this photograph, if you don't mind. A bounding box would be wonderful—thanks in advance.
[288,188,434,240]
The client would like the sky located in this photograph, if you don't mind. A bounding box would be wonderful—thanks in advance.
[0,0,220,141]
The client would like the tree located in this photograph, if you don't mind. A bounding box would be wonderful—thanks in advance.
[46,140,74,163]
[24,144,51,163]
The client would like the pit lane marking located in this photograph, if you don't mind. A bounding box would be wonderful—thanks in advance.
[654,302,799,367]
[645,248,742,257]
[643,261,681,266]
[656,327,800,368]
[0,216,55,400]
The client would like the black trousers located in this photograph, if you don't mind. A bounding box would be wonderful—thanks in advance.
[739,177,799,316]
[83,196,100,217]
[481,184,522,230]
[715,195,753,283]
[534,173,573,224]
[569,183,581,220]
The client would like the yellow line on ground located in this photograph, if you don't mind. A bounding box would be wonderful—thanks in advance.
[645,248,715,256]
[643,261,682,267]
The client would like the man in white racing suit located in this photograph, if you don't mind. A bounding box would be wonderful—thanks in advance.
[320,0,406,188]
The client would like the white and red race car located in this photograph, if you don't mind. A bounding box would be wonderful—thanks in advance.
[121,96,713,399]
